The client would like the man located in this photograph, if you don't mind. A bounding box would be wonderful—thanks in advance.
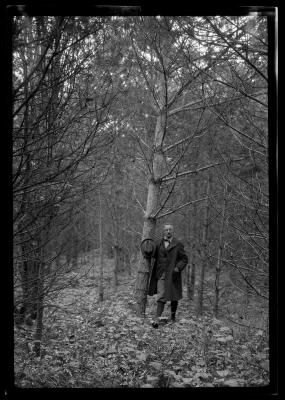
[145,223,188,328]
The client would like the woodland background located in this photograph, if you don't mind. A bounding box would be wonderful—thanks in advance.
[11,14,274,388]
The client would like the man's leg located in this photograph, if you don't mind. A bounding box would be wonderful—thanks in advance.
[156,300,165,318]
[152,274,166,327]
[170,300,178,322]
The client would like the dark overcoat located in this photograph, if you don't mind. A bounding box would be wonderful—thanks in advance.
[148,238,188,301]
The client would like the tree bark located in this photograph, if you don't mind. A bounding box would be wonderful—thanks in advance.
[20,241,39,320]
[18,39,39,322]
[187,179,198,301]
[34,261,44,356]
[113,244,120,289]
[71,233,79,270]
[196,174,211,316]
[133,107,167,314]
[98,187,104,302]
[214,184,227,318]
[188,244,196,301]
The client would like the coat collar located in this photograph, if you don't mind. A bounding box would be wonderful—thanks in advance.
[161,237,178,251]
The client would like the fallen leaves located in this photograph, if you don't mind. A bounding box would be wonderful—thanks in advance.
[224,379,241,387]
[136,351,148,362]
[216,369,230,377]
[182,377,193,385]
[146,375,159,384]
[260,360,269,372]
[149,361,162,370]
[215,335,234,343]
[194,372,210,380]
[14,268,269,388]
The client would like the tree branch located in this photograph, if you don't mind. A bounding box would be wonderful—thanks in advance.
[157,194,221,220]
[209,107,267,151]
[213,79,267,108]
[226,257,268,300]
[162,158,244,182]
[163,127,207,153]
[204,17,268,82]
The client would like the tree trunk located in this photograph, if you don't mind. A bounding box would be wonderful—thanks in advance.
[113,244,120,290]
[133,216,157,314]
[19,216,39,321]
[122,218,131,274]
[71,235,79,270]
[34,262,44,356]
[133,107,167,315]
[18,38,37,322]
[186,262,191,298]
[196,174,211,316]
[98,187,104,302]
[124,248,131,274]
[214,184,227,318]
[187,179,198,301]
[188,243,196,301]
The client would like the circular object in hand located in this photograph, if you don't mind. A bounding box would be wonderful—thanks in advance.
[140,238,156,258]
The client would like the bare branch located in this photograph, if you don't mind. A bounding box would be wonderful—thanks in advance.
[226,257,268,300]
[129,176,146,214]
[167,40,231,109]
[157,194,222,220]
[152,171,179,219]
[163,127,207,153]
[129,129,152,151]
[162,158,244,183]
[204,17,268,82]
[209,107,267,151]
[213,78,268,108]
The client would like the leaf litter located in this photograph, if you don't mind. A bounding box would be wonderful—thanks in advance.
[14,267,269,388]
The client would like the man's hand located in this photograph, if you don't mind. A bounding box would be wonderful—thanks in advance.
[172,266,180,279]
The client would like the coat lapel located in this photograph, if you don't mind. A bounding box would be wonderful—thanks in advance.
[166,237,178,252]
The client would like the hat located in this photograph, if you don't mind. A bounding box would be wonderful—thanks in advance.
[140,238,156,258]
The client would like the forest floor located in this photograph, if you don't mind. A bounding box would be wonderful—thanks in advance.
[14,258,270,388]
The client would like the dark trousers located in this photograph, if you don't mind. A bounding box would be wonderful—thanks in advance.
[156,300,178,319]
[156,272,178,320]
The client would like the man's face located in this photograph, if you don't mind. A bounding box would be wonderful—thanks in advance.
[164,224,174,240]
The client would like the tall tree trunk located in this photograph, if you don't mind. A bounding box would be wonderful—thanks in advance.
[34,261,44,356]
[214,184,227,318]
[111,205,120,289]
[20,241,39,320]
[98,187,104,302]
[18,38,39,322]
[133,217,157,315]
[186,262,191,299]
[186,213,192,299]
[110,159,124,288]
[32,18,61,351]
[123,193,131,274]
[196,174,211,316]
[71,233,79,270]
[133,111,166,314]
[187,179,198,301]
[188,244,196,301]
[113,243,119,290]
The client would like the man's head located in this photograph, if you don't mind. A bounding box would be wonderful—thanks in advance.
[163,223,174,240]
